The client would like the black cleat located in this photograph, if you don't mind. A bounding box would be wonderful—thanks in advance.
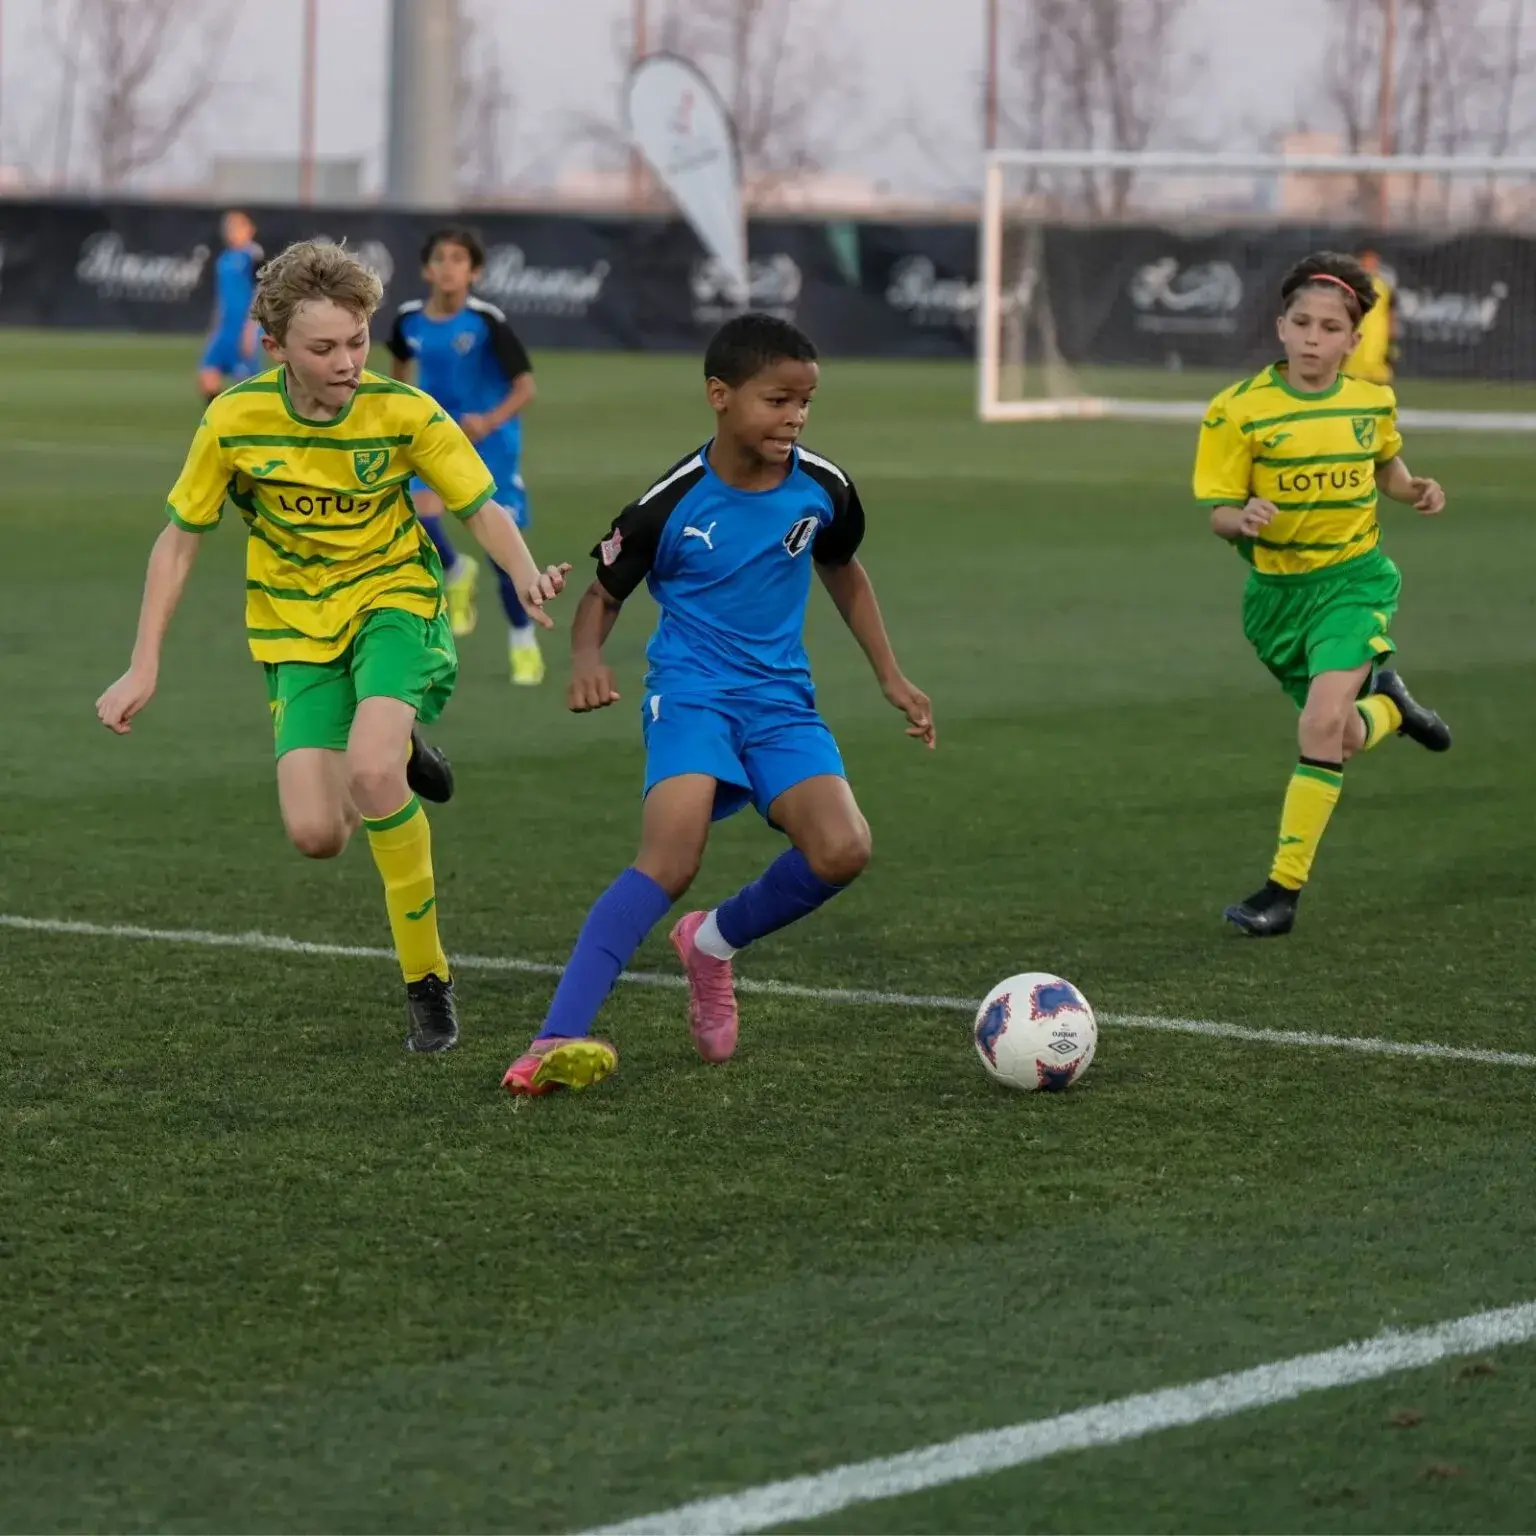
[1224,880,1300,938]
[405,973,459,1053]
[406,727,455,803]
[1371,668,1452,752]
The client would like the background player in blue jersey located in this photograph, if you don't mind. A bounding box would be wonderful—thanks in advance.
[196,210,262,401]
[387,226,544,684]
[503,313,934,1096]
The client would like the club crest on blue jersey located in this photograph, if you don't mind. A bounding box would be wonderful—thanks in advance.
[783,515,818,558]
[975,995,1010,1065]
[1030,979,1086,1020]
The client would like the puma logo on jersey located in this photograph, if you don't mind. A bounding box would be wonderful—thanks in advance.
[682,521,717,550]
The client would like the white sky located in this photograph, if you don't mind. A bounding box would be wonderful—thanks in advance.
[0,0,1355,197]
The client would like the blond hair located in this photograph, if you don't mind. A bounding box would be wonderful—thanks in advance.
[252,239,383,342]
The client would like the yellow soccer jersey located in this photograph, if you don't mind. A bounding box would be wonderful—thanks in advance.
[1346,273,1394,383]
[1193,362,1403,579]
[166,368,494,663]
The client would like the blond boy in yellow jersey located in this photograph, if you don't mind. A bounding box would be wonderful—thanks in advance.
[1194,251,1450,938]
[96,240,570,1050]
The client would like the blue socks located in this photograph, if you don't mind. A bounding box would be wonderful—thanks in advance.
[539,868,672,1039]
[420,513,461,576]
[497,566,532,630]
[715,848,844,950]
[539,854,843,1041]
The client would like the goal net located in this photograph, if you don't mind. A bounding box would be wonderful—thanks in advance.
[978,150,1536,431]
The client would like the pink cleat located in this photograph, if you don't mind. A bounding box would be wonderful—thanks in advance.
[502,1035,618,1096]
[670,911,740,1064]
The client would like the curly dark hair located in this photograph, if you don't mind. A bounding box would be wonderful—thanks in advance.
[704,312,817,386]
[420,225,486,269]
[1280,251,1378,320]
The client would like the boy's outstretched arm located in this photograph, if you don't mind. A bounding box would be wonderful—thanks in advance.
[463,371,535,443]
[96,523,204,734]
[459,500,570,628]
[567,582,625,712]
[462,316,536,443]
[816,556,935,749]
[1375,455,1445,513]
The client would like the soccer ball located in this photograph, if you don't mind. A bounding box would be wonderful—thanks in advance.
[973,972,1097,1092]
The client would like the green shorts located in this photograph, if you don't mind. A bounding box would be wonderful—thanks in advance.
[264,608,457,759]
[1242,550,1400,709]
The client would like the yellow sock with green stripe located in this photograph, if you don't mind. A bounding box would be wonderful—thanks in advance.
[1269,758,1344,891]
[1355,694,1402,751]
[364,795,449,984]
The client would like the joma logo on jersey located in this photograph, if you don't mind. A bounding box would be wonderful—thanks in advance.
[353,448,390,485]
[277,492,372,517]
[1352,417,1378,449]
[1276,466,1368,494]
[782,516,819,558]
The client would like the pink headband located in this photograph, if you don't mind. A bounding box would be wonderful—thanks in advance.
[1303,273,1361,314]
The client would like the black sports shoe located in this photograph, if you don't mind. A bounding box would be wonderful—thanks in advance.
[1370,668,1452,752]
[406,728,455,803]
[1224,881,1300,937]
[405,973,459,1052]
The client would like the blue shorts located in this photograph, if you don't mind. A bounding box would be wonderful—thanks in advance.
[411,451,528,528]
[641,693,846,823]
[200,329,258,378]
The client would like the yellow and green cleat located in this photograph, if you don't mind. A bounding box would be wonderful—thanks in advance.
[510,637,546,687]
[445,557,480,638]
[502,1036,618,1096]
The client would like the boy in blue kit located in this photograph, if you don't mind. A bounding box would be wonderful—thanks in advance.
[503,313,934,1095]
[196,210,262,400]
[387,226,545,684]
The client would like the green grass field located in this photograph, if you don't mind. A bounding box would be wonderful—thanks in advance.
[3,330,1535,1534]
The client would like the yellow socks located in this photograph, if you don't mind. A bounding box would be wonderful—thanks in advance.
[364,795,449,983]
[1356,694,1402,751]
[1269,759,1344,891]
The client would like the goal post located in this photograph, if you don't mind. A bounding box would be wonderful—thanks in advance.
[978,149,1536,432]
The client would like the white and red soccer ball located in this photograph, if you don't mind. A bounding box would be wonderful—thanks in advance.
[973,972,1097,1092]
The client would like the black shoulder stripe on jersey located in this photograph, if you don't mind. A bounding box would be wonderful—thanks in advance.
[634,450,709,514]
[796,446,853,511]
[587,452,708,601]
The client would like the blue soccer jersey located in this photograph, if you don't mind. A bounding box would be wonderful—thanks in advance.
[593,445,865,707]
[386,296,532,476]
[211,243,260,336]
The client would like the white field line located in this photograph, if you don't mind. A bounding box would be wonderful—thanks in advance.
[2,912,1533,1068]
[585,1299,1536,1535]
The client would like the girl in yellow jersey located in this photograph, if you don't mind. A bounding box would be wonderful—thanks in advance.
[97,241,570,1047]
[1194,251,1450,938]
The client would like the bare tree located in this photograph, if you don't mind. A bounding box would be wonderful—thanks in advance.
[1312,0,1536,219]
[997,0,1197,215]
[44,0,238,189]
[1319,0,1536,156]
[457,4,515,198]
